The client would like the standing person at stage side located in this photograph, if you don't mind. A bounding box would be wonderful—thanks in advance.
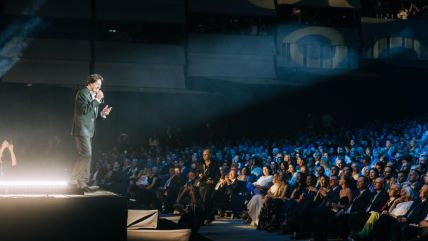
[198,149,220,224]
[70,74,112,192]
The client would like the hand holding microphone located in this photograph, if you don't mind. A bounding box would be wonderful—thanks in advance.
[95,90,104,102]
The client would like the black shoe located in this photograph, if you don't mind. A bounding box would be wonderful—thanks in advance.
[68,186,84,195]
[204,219,214,224]
[82,185,100,193]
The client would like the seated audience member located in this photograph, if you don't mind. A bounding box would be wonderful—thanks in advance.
[371,185,428,241]
[245,169,274,226]
[175,179,200,214]
[225,169,248,216]
[333,176,372,239]
[280,172,307,232]
[249,166,273,195]
[347,177,388,236]
[352,184,410,239]
[415,214,428,241]
[312,175,358,241]
[310,175,340,240]
[127,161,144,198]
[184,170,199,186]
[104,161,122,193]
[136,167,161,209]
[158,167,183,212]
[397,170,408,185]
[257,172,288,231]
[383,166,396,190]
[287,164,297,185]
[288,174,319,239]
[176,181,203,231]
[394,185,428,241]
[408,169,424,193]
[238,166,253,183]
[213,168,229,215]
[313,175,330,205]
[351,162,361,181]
[368,168,380,193]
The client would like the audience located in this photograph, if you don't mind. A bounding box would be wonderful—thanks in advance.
[62,114,428,240]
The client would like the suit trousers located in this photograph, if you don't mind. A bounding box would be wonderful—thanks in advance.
[71,136,92,188]
[199,183,215,221]
[419,228,428,241]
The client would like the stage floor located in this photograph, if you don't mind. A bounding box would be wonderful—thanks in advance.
[0,191,127,241]
[0,190,305,241]
[198,217,305,241]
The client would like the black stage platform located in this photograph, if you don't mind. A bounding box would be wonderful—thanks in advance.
[0,191,127,241]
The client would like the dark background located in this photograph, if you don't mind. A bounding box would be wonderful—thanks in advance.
[0,0,427,171]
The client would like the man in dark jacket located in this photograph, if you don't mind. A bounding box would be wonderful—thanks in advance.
[348,177,389,233]
[197,149,220,224]
[329,176,372,240]
[70,74,112,192]
[392,184,428,241]
[372,185,428,241]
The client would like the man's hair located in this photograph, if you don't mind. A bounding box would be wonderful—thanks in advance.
[398,170,407,177]
[87,74,103,85]
[359,175,369,185]
[203,148,211,156]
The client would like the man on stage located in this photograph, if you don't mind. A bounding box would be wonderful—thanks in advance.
[70,74,112,192]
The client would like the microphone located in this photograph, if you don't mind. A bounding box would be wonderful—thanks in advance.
[95,90,105,103]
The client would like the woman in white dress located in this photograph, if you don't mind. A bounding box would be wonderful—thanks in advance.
[245,166,274,226]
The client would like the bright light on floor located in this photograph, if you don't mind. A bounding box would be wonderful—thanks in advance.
[0,181,68,187]
[0,194,69,197]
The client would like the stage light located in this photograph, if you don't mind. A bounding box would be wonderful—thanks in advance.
[0,180,68,187]
[0,180,69,195]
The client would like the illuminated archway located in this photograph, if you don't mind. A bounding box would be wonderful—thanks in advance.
[283,27,347,68]
[373,37,422,59]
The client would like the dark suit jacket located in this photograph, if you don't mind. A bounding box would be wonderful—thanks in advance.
[368,190,389,212]
[166,175,183,199]
[227,179,246,195]
[350,189,372,213]
[406,199,428,224]
[197,161,220,185]
[71,87,101,137]
[348,190,389,232]
[326,186,341,204]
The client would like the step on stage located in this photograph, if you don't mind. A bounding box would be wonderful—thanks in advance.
[0,191,127,241]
